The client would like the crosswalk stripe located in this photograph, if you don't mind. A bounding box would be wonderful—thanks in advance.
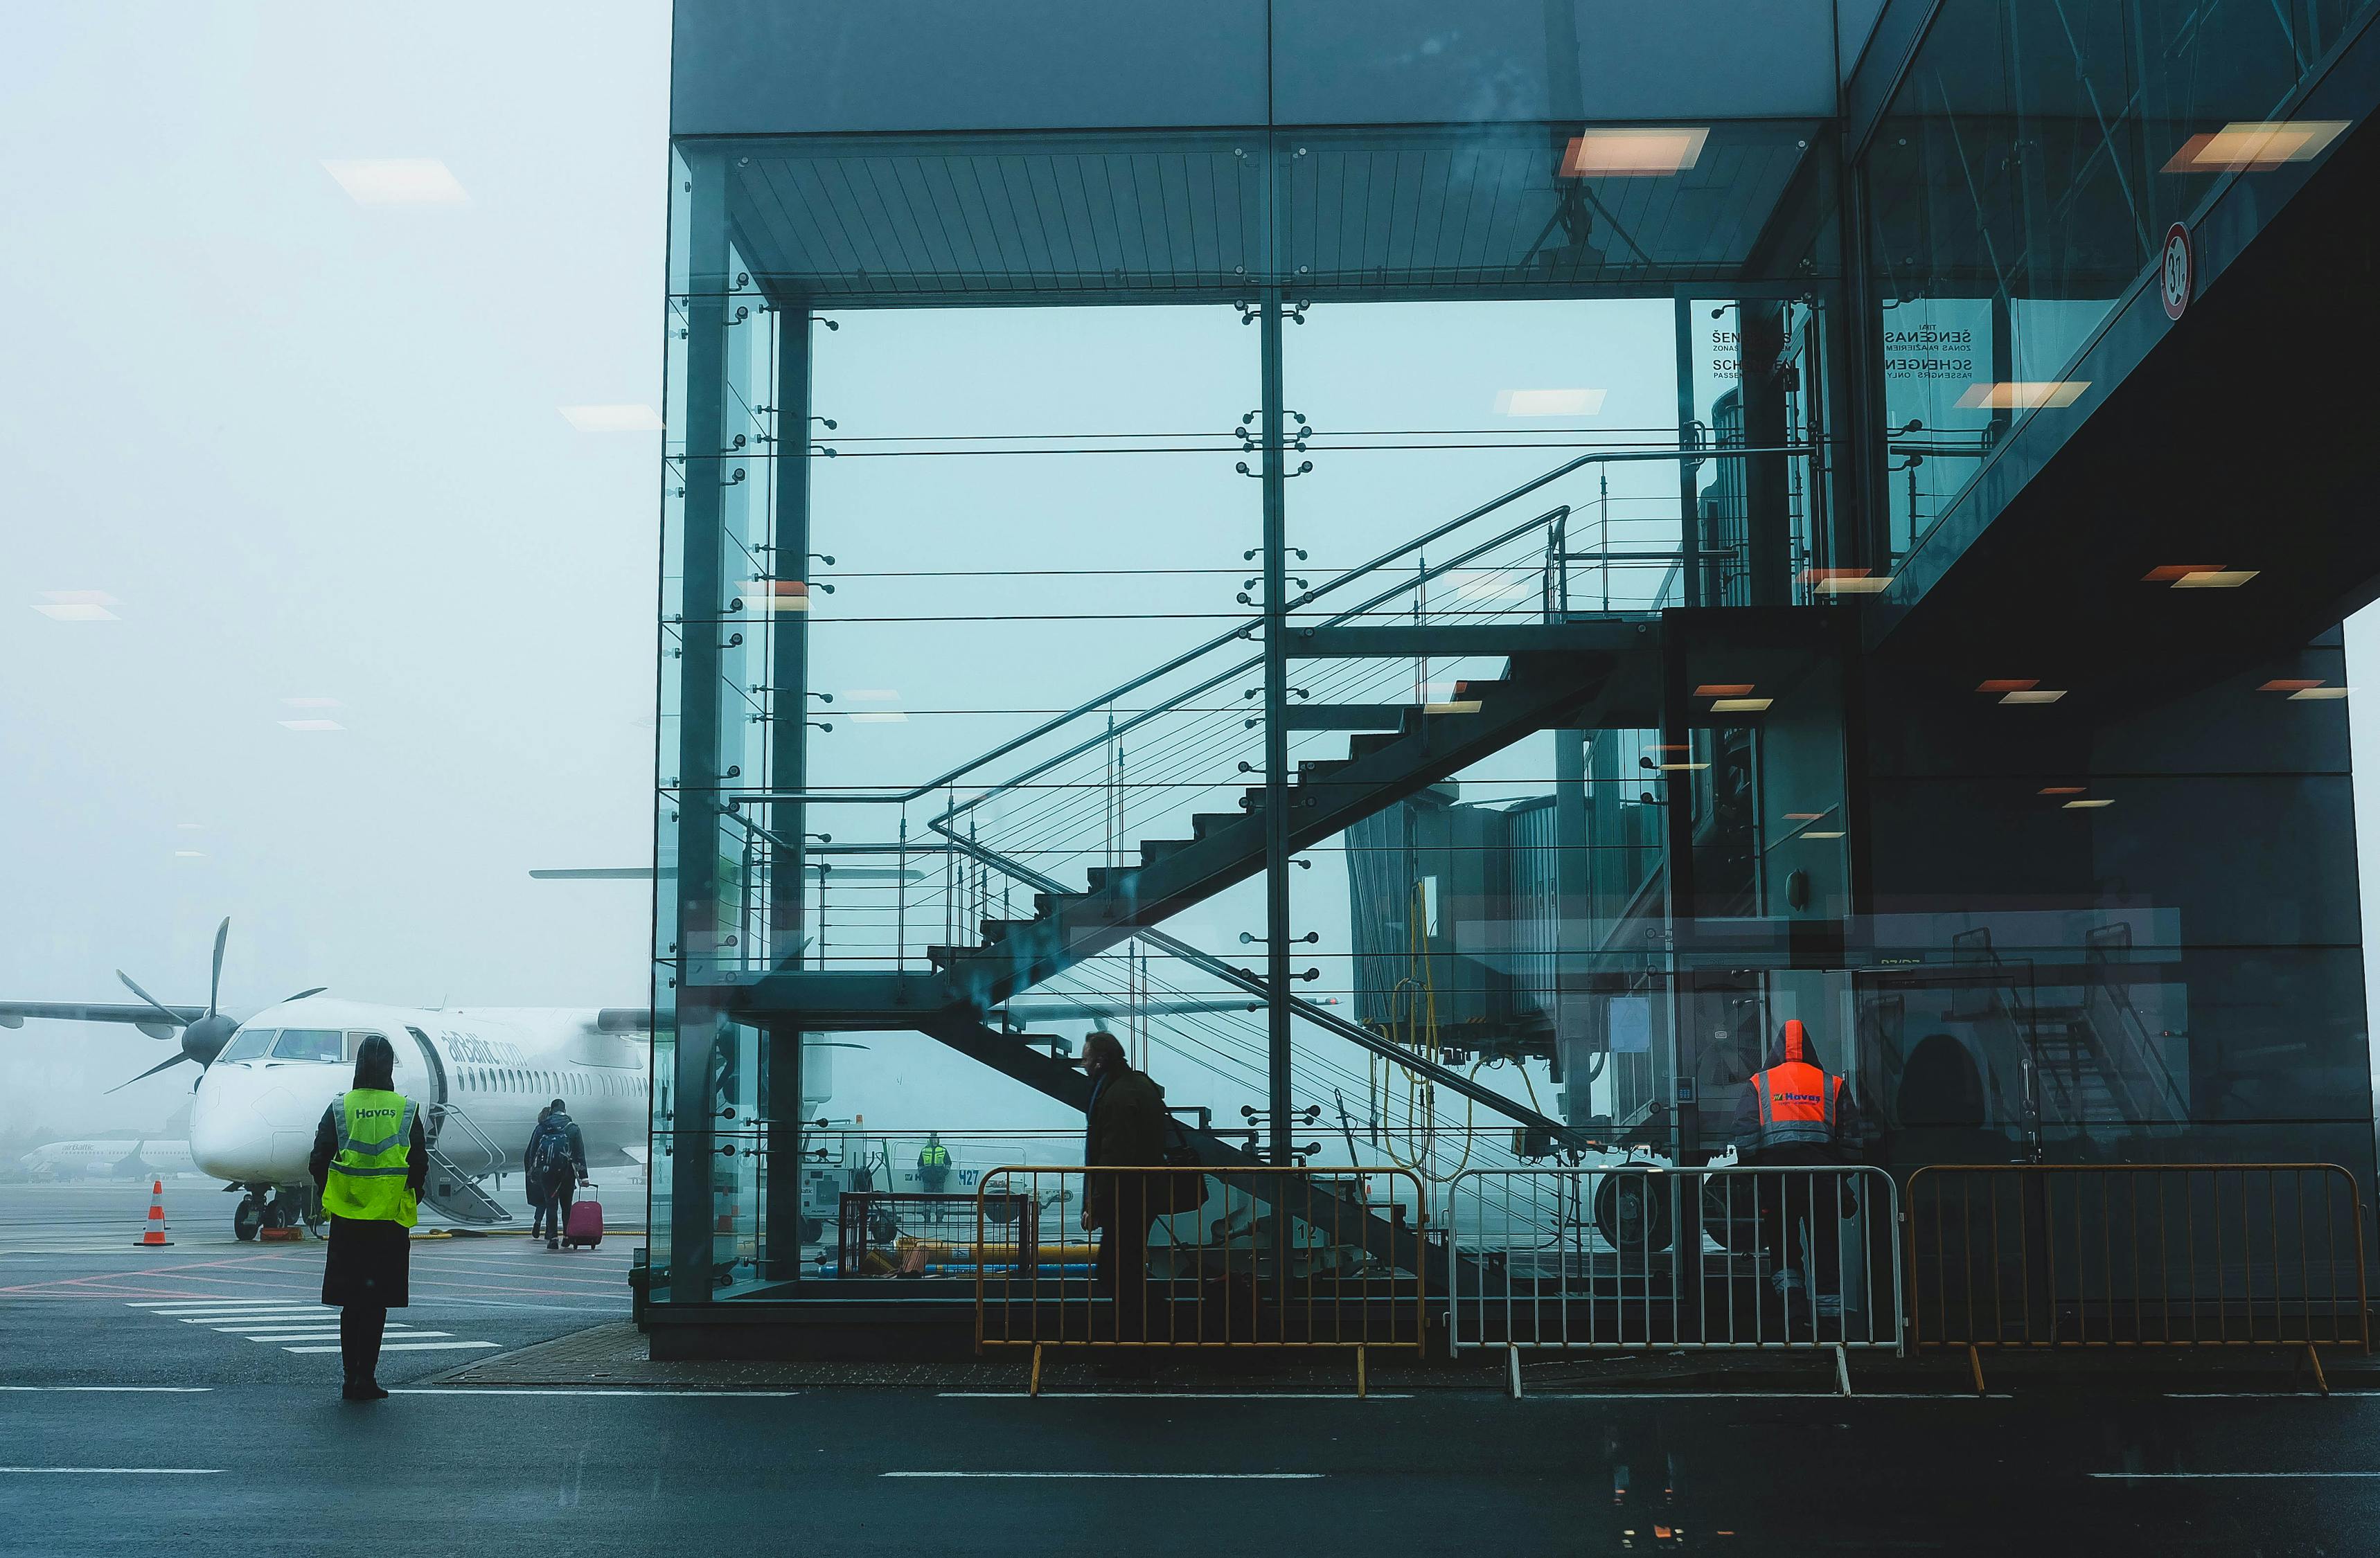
[127,1301,310,1311]
[282,1341,498,1354]
[242,1331,451,1342]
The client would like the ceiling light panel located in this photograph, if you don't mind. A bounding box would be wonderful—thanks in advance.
[1559,127,1710,177]
[322,159,468,205]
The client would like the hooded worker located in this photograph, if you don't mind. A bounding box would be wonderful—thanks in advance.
[1733,1017,1856,1163]
[1732,1018,1861,1314]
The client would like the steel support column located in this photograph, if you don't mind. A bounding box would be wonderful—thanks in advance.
[1260,287,1293,1169]
[763,301,814,1284]
[667,150,730,1305]
[1659,614,1704,1335]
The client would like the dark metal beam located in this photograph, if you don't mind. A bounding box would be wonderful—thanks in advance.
[1261,289,1292,1172]
[1289,622,1652,658]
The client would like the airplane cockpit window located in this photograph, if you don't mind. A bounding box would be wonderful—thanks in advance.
[218,1028,275,1062]
[270,1029,344,1063]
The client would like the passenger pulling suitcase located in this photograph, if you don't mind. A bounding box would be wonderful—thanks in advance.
[563,1197,604,1249]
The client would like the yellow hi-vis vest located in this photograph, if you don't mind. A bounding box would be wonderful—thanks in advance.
[323,1088,419,1226]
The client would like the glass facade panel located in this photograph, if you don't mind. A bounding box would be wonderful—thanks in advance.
[645,12,2379,1332]
[1865,0,2374,562]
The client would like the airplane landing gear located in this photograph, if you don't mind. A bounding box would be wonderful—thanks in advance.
[233,1188,266,1242]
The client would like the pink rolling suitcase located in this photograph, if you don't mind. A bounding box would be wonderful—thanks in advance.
[563,1197,604,1249]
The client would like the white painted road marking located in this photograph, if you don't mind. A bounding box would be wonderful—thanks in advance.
[0,1467,227,1476]
[127,1299,503,1356]
[882,1471,1323,1480]
[282,1341,499,1354]
[0,1386,212,1393]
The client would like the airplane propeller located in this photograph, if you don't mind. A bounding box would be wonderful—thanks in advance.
[102,920,328,1093]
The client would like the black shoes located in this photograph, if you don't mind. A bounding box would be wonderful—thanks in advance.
[340,1378,389,1402]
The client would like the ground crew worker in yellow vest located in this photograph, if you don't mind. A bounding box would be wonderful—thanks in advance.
[306,1034,427,1402]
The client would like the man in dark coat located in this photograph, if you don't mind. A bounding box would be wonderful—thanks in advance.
[1080,1031,1168,1366]
[532,1099,589,1250]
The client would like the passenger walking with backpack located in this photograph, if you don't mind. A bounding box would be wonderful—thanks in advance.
[529,1099,587,1251]
[524,1104,554,1239]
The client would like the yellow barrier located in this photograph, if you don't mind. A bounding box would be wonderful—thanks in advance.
[974,1165,1428,1393]
[1906,1163,2370,1390]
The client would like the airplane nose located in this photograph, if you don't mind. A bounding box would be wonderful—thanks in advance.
[188,1071,267,1181]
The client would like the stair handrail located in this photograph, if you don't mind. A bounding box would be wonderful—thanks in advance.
[716,442,1813,810]
[2079,923,2187,1122]
[924,501,1572,838]
[427,1100,506,1178]
[927,823,1604,1155]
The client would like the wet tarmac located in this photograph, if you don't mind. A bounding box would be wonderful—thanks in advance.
[3,1183,2376,1555]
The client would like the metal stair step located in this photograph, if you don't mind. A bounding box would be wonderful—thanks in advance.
[1189,812,1247,841]
[1347,730,1407,760]
[979,918,1034,944]
[1139,838,1195,866]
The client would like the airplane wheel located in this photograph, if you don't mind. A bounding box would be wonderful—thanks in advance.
[798,1216,824,1244]
[233,1199,261,1242]
[1592,1172,1674,1254]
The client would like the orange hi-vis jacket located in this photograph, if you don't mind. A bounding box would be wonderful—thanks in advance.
[1746,1019,1847,1151]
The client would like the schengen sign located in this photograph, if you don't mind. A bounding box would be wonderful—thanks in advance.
[2160,223,2193,321]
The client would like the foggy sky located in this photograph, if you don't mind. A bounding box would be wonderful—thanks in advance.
[5,4,2376,1149]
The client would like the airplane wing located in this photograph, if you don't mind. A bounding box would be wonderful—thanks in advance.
[0,1001,204,1032]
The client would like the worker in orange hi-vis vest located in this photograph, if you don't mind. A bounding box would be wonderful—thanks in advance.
[1731,1018,1863,1317]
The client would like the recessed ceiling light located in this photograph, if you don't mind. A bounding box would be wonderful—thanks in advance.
[2062,798,2115,809]
[1495,388,1607,417]
[1711,697,1773,713]
[2259,679,2323,692]
[2143,564,2226,582]
[1559,127,1709,177]
[842,689,907,723]
[33,590,119,620]
[322,158,468,205]
[2163,120,2349,172]
[278,719,346,732]
[1977,679,2038,693]
[173,850,206,859]
[1784,812,1829,821]
[1695,684,1755,697]
[1954,381,2089,410]
[1802,830,1846,839]
[2289,686,2350,700]
[1424,701,1484,715]
[1803,568,1892,595]
[2039,786,2086,796]
[1656,760,1710,771]
[2000,690,2067,705]
[560,404,664,433]
[738,580,812,611]
[2171,569,2257,588]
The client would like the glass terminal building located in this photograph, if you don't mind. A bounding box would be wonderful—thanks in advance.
[645,0,2380,1353]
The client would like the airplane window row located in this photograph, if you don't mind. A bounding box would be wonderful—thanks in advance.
[456,1067,638,1101]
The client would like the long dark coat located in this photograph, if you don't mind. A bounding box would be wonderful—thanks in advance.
[308,1101,429,1307]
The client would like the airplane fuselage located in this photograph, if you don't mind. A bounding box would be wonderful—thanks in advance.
[188,996,648,1187]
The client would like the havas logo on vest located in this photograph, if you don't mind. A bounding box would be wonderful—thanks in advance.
[323,1088,420,1228]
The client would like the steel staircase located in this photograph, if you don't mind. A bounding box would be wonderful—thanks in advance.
[421,1103,514,1226]
[921,638,1640,1012]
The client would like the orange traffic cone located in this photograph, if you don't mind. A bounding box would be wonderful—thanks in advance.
[134,1179,174,1248]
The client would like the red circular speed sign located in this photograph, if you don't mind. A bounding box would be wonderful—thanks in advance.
[2160,223,2192,320]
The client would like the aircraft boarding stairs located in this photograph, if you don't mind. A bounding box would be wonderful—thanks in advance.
[421,1102,514,1226]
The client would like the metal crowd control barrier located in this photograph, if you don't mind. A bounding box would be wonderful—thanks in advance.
[975,1165,1428,1395]
[1447,1165,1903,1392]
[1906,1164,2370,1391]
